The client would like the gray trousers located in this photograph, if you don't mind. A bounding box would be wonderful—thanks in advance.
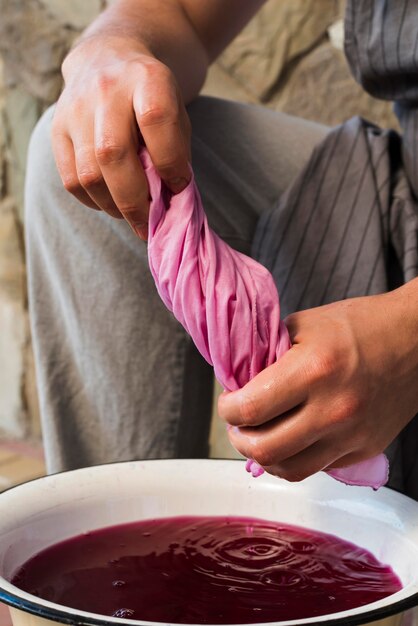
[25,96,327,473]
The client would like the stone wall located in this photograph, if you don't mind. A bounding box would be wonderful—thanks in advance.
[0,0,398,442]
[0,0,107,440]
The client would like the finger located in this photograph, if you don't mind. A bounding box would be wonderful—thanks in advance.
[94,100,150,238]
[218,347,308,428]
[52,131,101,210]
[71,124,123,219]
[227,406,323,469]
[263,438,347,483]
[134,71,191,194]
[326,449,370,469]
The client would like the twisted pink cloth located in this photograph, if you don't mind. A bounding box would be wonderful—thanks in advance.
[143,150,388,489]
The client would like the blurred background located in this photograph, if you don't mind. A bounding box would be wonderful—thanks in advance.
[0,0,398,488]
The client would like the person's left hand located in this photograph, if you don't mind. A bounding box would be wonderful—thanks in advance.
[218,281,418,482]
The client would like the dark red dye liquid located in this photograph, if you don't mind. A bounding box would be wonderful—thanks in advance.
[12,516,402,624]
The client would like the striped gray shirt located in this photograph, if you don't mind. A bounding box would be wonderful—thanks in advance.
[254,0,418,498]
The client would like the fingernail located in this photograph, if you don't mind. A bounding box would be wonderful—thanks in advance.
[167,177,189,194]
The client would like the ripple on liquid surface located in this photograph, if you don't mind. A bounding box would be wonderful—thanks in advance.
[11,516,402,624]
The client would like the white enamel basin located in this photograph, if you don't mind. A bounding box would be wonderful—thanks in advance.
[0,459,417,626]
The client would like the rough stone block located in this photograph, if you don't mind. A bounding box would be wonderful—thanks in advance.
[0,0,76,104]
[0,299,26,438]
[4,87,43,222]
[0,198,27,438]
[0,58,6,201]
[202,63,257,105]
[272,42,399,130]
[217,0,340,101]
[40,0,104,30]
[0,198,25,302]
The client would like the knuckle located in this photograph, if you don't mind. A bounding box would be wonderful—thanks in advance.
[238,393,261,427]
[137,63,182,137]
[144,60,172,84]
[62,176,80,194]
[251,441,274,468]
[118,204,147,220]
[96,74,116,92]
[78,169,103,189]
[330,394,362,427]
[283,312,297,328]
[155,156,182,175]
[138,104,176,128]
[283,312,300,338]
[95,142,127,166]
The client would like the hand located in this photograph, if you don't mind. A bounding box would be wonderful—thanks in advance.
[52,34,191,239]
[218,282,418,482]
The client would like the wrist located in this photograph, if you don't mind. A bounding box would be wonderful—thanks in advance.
[384,278,418,411]
[386,277,418,340]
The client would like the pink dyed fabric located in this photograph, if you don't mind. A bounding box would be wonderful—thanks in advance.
[142,150,388,489]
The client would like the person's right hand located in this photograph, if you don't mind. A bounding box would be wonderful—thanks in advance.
[52,34,192,240]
